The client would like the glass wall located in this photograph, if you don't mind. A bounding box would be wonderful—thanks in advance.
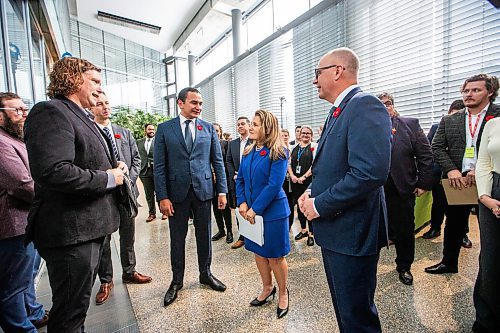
[196,0,500,133]
[71,20,169,115]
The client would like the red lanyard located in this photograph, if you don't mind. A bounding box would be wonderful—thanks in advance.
[468,112,482,140]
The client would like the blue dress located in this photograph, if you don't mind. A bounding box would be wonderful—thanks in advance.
[235,146,291,258]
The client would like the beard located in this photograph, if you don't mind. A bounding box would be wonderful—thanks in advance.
[1,115,24,140]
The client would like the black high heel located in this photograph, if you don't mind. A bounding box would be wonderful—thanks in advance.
[277,288,289,319]
[250,286,276,306]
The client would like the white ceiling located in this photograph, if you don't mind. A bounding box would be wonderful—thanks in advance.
[74,0,257,56]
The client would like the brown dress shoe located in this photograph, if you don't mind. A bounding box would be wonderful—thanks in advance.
[146,214,156,222]
[231,239,245,249]
[96,281,114,305]
[122,271,153,284]
[32,310,49,329]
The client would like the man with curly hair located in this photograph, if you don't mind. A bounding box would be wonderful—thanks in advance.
[24,57,127,332]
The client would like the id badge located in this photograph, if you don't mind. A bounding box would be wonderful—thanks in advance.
[295,165,302,174]
[465,146,475,158]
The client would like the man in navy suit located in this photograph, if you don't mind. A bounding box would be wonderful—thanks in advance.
[299,48,391,332]
[154,87,228,306]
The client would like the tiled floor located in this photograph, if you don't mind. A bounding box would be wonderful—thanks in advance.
[33,191,480,333]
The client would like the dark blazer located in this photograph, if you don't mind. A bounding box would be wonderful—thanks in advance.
[112,124,140,196]
[137,137,155,177]
[432,104,500,175]
[0,128,34,240]
[24,97,120,249]
[154,117,227,203]
[428,123,443,181]
[388,116,433,196]
[236,146,290,220]
[226,137,252,207]
[311,87,391,256]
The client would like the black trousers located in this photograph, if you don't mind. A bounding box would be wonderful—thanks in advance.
[385,193,416,270]
[473,173,500,332]
[212,196,232,233]
[38,238,104,333]
[170,186,212,284]
[140,175,156,215]
[442,203,473,268]
[429,181,447,230]
[98,207,136,283]
[291,182,313,232]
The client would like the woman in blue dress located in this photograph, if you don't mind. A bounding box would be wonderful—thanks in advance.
[236,109,291,319]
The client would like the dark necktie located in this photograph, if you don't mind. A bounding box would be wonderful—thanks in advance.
[102,127,120,161]
[184,120,193,153]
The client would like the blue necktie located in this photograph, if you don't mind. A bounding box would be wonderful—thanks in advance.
[102,127,120,161]
[184,120,193,153]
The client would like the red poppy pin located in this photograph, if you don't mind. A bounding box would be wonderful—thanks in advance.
[333,107,342,118]
[310,147,315,152]
[197,125,203,130]
[485,115,495,122]
[259,150,267,156]
[114,134,121,139]
[391,128,397,135]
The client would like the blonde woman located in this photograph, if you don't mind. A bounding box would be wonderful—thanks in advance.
[236,109,290,318]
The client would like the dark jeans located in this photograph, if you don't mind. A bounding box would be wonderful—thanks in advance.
[169,186,212,283]
[98,208,137,283]
[25,250,45,322]
[38,238,104,333]
[0,235,38,332]
[212,196,232,233]
[386,193,416,270]
[473,173,500,332]
[140,175,156,215]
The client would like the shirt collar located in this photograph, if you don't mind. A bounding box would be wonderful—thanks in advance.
[179,113,196,125]
[333,84,359,108]
[465,103,490,116]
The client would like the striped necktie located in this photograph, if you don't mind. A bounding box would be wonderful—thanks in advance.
[102,127,120,161]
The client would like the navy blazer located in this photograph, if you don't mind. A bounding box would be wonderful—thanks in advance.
[311,87,391,256]
[388,116,433,196]
[153,117,227,203]
[236,147,290,221]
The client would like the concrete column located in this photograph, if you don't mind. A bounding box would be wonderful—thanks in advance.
[231,9,242,60]
[188,53,195,86]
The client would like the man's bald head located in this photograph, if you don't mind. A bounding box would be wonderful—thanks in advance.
[324,47,359,78]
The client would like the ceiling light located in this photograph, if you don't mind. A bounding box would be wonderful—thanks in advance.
[97,11,161,35]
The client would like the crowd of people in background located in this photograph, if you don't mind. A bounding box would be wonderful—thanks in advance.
[1,47,499,333]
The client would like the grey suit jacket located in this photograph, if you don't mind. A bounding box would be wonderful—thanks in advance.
[432,104,500,175]
[111,124,140,196]
[137,137,154,177]
[154,117,227,203]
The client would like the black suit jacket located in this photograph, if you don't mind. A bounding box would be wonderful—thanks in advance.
[432,104,500,175]
[24,97,120,248]
[388,116,433,196]
[226,137,252,207]
[137,137,154,177]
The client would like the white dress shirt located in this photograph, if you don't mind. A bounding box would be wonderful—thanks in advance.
[462,105,488,172]
[179,113,196,142]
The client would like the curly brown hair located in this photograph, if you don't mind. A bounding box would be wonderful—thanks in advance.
[47,57,101,98]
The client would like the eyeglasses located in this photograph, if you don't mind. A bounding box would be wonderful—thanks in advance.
[383,101,393,107]
[301,132,313,135]
[0,107,30,115]
[314,64,345,80]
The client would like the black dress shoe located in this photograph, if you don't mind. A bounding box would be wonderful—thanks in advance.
[424,262,458,274]
[422,228,441,239]
[250,286,276,306]
[307,236,315,246]
[200,275,226,292]
[462,235,472,248]
[294,232,307,240]
[164,282,183,306]
[226,231,233,244]
[211,231,226,241]
[277,288,289,319]
[398,269,413,285]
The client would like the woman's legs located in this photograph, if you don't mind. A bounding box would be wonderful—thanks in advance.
[254,254,274,300]
[268,257,289,309]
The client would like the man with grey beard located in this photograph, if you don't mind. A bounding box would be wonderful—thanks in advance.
[0,92,49,332]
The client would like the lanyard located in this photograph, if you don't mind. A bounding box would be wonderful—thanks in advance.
[468,112,482,142]
[297,144,309,161]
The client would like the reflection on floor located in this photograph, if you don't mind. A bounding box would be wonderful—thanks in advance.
[35,196,480,333]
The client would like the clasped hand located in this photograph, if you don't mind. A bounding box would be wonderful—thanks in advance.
[298,191,319,220]
[447,169,475,190]
[238,203,256,224]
